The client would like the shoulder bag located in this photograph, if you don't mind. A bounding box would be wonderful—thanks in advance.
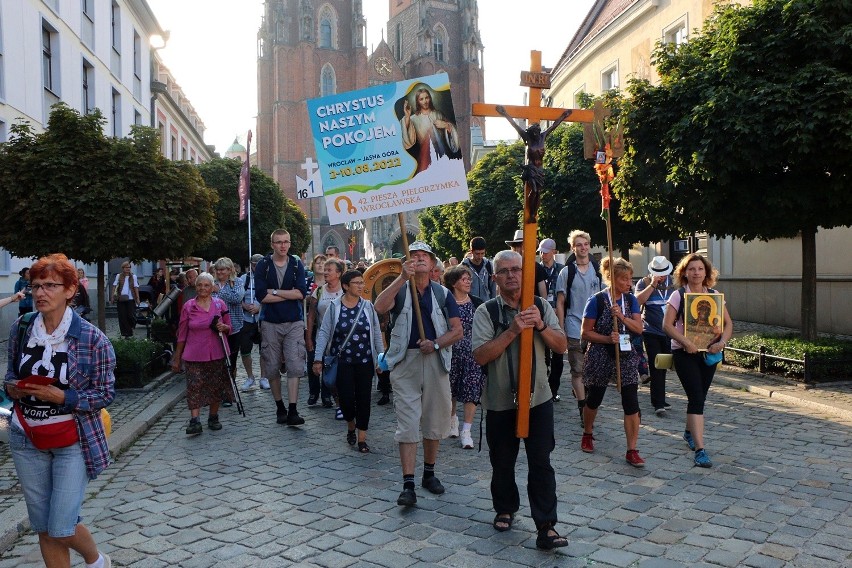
[322,300,366,388]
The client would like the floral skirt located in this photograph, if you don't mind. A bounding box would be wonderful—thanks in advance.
[583,344,640,388]
[185,359,232,409]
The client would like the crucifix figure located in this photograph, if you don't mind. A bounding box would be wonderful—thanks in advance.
[495,105,572,223]
[472,50,598,437]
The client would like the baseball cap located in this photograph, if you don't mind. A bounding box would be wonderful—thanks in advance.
[537,238,557,253]
[250,254,264,264]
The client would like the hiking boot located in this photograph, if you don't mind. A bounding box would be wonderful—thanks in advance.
[683,430,696,451]
[286,409,305,426]
[421,476,445,495]
[186,420,202,436]
[397,487,417,507]
[626,449,645,468]
[694,449,713,468]
[207,415,222,431]
[581,433,594,453]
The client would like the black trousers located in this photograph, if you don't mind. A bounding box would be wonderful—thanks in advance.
[643,332,671,409]
[336,362,374,430]
[117,300,136,337]
[307,326,332,400]
[485,401,557,529]
[546,348,564,398]
[673,350,716,415]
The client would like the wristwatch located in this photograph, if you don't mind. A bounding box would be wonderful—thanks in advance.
[271,289,278,296]
[433,342,440,352]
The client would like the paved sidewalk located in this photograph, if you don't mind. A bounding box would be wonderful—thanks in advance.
[0,318,852,568]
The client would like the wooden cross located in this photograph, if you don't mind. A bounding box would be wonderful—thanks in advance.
[472,50,598,438]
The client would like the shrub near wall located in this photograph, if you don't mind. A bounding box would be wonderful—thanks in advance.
[111,338,168,388]
[727,334,852,382]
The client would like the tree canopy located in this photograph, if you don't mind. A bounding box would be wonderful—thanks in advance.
[195,157,311,263]
[616,0,852,338]
[0,104,217,329]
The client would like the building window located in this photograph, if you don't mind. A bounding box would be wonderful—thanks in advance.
[170,135,177,160]
[134,109,142,125]
[663,17,688,47]
[433,35,443,62]
[181,146,187,160]
[133,31,141,79]
[111,2,121,53]
[111,88,121,137]
[320,19,332,48]
[601,63,619,91]
[0,9,4,101]
[42,25,56,93]
[81,0,95,47]
[321,64,336,96]
[158,122,166,155]
[395,23,403,60]
[0,120,6,143]
[82,59,94,114]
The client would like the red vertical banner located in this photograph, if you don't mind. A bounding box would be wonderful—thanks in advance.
[238,131,252,221]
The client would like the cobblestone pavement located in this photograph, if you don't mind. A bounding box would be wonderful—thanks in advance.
[1,320,850,567]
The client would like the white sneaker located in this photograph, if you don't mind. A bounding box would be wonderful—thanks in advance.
[460,431,474,449]
[241,377,256,391]
[259,377,270,390]
[449,415,459,438]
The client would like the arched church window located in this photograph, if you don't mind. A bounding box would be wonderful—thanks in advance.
[320,18,332,48]
[321,64,336,96]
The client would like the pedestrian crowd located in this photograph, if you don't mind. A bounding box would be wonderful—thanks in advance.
[2,228,732,561]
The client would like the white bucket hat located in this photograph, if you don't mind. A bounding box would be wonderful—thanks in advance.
[504,230,525,246]
[648,256,673,276]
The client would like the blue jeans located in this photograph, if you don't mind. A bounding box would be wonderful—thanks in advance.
[9,425,88,537]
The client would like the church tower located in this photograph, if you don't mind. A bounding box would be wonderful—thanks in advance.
[256,0,484,259]
[388,0,484,171]
[257,0,369,254]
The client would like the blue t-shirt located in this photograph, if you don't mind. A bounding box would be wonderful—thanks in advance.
[635,276,673,336]
[583,291,640,332]
[407,285,460,348]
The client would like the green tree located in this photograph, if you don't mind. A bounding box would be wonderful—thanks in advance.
[617,0,852,340]
[195,158,310,263]
[0,104,217,330]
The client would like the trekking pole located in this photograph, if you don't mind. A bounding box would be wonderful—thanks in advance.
[212,315,245,416]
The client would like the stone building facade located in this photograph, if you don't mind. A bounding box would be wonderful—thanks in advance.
[257,0,483,261]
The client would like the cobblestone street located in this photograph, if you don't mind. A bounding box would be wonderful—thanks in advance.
[2,329,851,567]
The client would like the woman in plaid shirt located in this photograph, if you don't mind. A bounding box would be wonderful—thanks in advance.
[4,253,115,568]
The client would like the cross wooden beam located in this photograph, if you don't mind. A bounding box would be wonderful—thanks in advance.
[472,50,598,438]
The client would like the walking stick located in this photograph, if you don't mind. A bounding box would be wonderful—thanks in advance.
[596,143,621,393]
[212,315,245,416]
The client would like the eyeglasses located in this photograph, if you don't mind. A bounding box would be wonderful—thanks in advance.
[31,282,64,293]
[272,240,291,245]
[348,281,365,286]
[459,277,472,283]
[495,267,523,277]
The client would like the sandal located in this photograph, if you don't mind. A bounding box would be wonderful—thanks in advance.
[492,513,513,532]
[357,441,370,453]
[347,429,356,445]
[536,523,568,550]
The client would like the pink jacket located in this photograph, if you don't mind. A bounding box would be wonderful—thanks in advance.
[177,297,232,362]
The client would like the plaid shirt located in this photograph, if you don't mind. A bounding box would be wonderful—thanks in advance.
[5,311,116,480]
[214,279,245,334]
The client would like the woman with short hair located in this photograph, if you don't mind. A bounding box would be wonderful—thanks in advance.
[313,270,383,453]
[663,254,732,468]
[171,272,233,435]
[4,253,115,568]
[306,258,345,410]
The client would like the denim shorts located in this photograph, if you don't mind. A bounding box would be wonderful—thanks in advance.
[9,425,87,537]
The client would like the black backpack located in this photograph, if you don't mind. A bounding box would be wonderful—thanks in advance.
[560,256,602,316]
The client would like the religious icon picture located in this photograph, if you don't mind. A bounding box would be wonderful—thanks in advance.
[683,293,724,351]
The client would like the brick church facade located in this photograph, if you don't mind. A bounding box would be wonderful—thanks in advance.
[257,0,484,260]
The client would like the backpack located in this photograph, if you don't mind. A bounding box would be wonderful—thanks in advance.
[480,296,546,376]
[258,253,303,319]
[387,281,448,335]
[561,256,602,316]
